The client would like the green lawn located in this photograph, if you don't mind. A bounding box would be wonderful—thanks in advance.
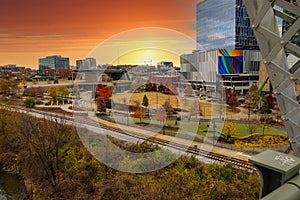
[102,115,287,138]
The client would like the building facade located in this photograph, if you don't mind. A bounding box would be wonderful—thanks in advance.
[180,49,262,95]
[76,57,96,69]
[196,0,259,51]
[39,55,70,73]
[180,0,263,96]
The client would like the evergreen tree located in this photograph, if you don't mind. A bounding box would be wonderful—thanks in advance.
[142,94,149,108]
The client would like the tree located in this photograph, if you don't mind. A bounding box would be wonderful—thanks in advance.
[48,86,59,105]
[97,98,106,113]
[0,78,10,95]
[261,117,270,136]
[58,86,69,98]
[163,99,174,119]
[248,122,258,136]
[134,109,145,122]
[9,78,19,95]
[223,121,237,137]
[190,100,202,119]
[133,100,141,110]
[142,94,149,108]
[245,84,260,109]
[227,91,238,109]
[53,79,59,84]
[96,84,112,100]
[183,86,193,96]
[155,107,167,134]
[263,93,275,110]
[24,97,36,108]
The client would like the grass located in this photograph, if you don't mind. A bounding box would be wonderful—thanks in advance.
[100,113,287,139]
[112,92,240,117]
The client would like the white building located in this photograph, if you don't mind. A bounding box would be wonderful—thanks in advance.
[180,49,262,95]
[76,57,96,69]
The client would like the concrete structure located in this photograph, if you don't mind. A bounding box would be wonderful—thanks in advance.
[76,57,96,69]
[39,55,70,73]
[180,0,264,96]
[180,49,262,95]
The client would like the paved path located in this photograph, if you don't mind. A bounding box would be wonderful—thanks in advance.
[40,103,253,161]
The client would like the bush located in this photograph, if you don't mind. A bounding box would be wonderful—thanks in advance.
[24,97,35,108]
[35,100,43,105]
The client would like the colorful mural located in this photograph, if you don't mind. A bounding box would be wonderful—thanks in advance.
[218,49,243,74]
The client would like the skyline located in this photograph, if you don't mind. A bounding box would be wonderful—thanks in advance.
[0,0,198,68]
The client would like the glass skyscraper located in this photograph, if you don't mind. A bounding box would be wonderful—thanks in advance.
[196,0,259,51]
[39,55,70,72]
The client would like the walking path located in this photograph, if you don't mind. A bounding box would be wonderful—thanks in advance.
[57,103,252,161]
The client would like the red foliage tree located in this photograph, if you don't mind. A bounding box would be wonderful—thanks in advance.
[134,109,145,122]
[95,84,112,100]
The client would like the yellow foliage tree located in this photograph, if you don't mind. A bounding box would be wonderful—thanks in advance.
[223,121,237,136]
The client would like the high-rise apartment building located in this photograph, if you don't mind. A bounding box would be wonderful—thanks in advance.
[196,0,259,51]
[39,55,70,72]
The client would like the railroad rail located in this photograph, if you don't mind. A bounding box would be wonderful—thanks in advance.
[4,105,254,171]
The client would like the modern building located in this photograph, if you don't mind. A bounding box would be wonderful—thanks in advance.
[181,49,262,95]
[180,0,264,96]
[76,57,96,69]
[196,0,259,51]
[39,55,70,73]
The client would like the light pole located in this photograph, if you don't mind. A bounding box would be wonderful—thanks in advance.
[156,84,158,110]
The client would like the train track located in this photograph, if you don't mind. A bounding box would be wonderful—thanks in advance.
[9,106,254,171]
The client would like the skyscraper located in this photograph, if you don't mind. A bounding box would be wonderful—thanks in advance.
[196,0,259,51]
[39,55,70,72]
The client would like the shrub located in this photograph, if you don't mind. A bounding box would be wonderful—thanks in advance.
[24,97,35,108]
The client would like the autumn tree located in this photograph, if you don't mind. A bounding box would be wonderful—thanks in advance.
[248,122,258,136]
[8,78,19,95]
[163,99,174,119]
[183,86,193,96]
[142,94,149,108]
[133,100,141,110]
[227,91,238,109]
[48,86,59,105]
[58,86,69,98]
[0,78,10,95]
[190,100,202,119]
[245,84,260,109]
[155,107,167,134]
[57,86,69,104]
[223,121,237,137]
[97,98,106,113]
[134,109,145,122]
[95,84,112,100]
[261,93,275,112]
[95,84,112,112]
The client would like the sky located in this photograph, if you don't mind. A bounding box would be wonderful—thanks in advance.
[0,0,198,68]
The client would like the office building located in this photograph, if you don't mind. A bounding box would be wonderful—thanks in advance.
[196,0,259,51]
[180,0,264,96]
[39,55,70,73]
[76,57,96,69]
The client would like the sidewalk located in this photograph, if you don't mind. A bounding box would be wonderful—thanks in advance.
[87,112,252,161]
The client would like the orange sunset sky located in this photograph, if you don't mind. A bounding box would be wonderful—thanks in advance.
[0,0,198,68]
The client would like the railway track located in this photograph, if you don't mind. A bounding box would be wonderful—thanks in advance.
[9,106,254,171]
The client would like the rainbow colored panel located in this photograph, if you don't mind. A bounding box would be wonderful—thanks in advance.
[218,49,243,74]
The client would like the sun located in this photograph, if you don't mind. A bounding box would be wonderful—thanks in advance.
[111,48,180,66]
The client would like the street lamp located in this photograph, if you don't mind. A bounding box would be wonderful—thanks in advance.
[156,84,158,110]
[207,118,217,145]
